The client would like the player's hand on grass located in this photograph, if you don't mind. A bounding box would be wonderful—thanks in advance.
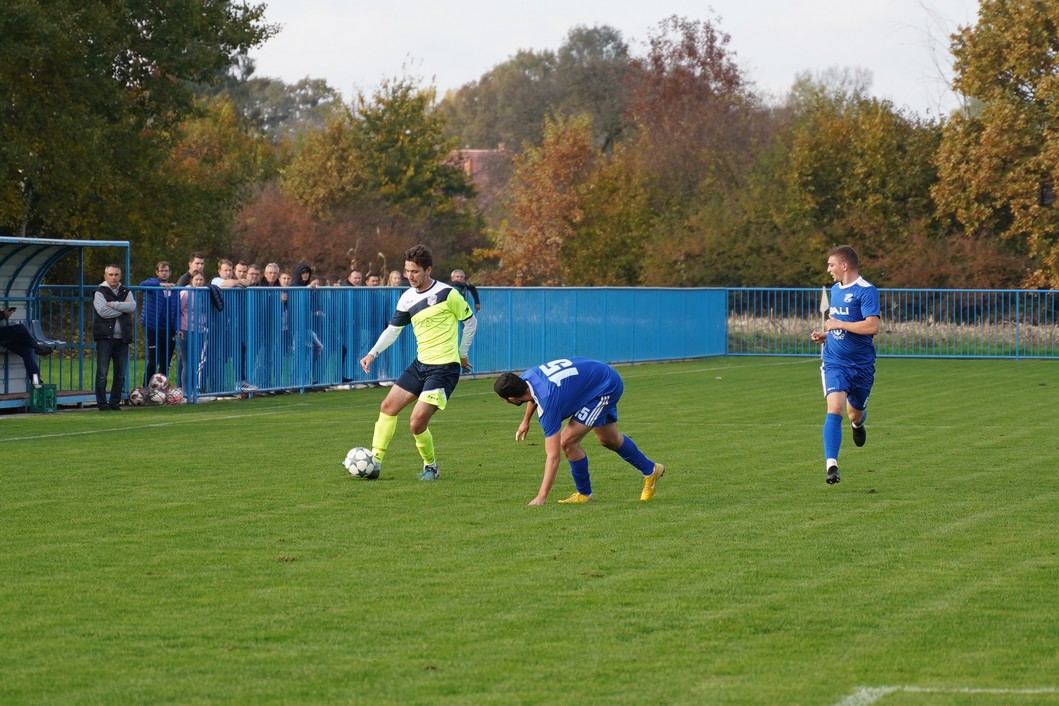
[515,422,529,442]
[527,496,546,506]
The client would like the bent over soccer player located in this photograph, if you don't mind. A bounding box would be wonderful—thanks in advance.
[809,244,880,485]
[494,357,665,505]
[360,244,477,480]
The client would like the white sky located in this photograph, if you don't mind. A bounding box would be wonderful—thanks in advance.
[249,0,980,118]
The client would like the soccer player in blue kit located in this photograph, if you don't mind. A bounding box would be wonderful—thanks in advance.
[810,245,880,485]
[494,357,665,505]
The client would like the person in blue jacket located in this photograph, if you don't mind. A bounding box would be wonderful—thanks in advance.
[138,261,179,386]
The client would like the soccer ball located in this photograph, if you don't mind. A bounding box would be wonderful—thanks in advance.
[343,447,380,479]
[165,387,184,405]
[148,373,169,391]
[129,387,147,406]
[146,388,167,405]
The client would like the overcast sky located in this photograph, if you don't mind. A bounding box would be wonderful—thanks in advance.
[248,0,979,117]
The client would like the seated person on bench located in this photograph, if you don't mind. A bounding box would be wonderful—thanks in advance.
[0,306,44,388]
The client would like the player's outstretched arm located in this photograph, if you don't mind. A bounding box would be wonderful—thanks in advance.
[529,434,562,506]
[515,401,536,441]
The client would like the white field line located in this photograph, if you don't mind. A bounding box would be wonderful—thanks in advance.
[3,405,312,442]
[833,685,1059,706]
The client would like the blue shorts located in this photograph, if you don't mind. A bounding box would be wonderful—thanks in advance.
[574,375,622,428]
[820,363,874,412]
[395,359,462,410]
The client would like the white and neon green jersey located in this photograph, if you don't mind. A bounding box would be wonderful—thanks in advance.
[368,280,476,365]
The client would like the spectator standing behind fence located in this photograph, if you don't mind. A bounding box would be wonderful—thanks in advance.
[293,262,324,383]
[175,252,206,287]
[809,244,880,486]
[449,269,481,312]
[177,270,208,393]
[387,270,404,287]
[0,306,44,389]
[341,269,363,286]
[93,264,137,411]
[212,259,250,288]
[364,272,381,286]
[138,261,179,387]
[246,264,262,286]
[263,263,281,286]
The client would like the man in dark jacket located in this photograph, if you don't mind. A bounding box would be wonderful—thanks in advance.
[138,261,179,386]
[0,306,44,388]
[93,265,137,410]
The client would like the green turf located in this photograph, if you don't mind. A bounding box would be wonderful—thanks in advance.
[2,357,1057,706]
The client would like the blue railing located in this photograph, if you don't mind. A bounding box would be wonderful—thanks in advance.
[727,288,1059,359]
[6,286,1054,407]
[23,286,725,404]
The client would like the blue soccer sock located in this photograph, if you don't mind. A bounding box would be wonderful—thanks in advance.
[569,456,592,496]
[824,412,843,463]
[616,435,655,476]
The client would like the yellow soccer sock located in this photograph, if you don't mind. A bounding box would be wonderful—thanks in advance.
[371,413,398,464]
[413,429,435,465]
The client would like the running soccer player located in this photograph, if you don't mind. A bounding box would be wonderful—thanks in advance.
[809,244,880,485]
[494,357,666,506]
[360,244,477,480]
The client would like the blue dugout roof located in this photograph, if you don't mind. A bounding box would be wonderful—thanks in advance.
[0,236,130,315]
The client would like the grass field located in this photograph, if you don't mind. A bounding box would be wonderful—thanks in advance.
[2,357,1057,706]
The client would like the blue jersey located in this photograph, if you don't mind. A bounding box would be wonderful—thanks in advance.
[824,277,880,369]
[522,358,623,437]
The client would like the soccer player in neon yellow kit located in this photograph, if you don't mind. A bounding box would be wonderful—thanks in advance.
[360,244,477,480]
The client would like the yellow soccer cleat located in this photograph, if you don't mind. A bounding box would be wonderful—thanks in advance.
[558,492,592,504]
[640,462,666,501]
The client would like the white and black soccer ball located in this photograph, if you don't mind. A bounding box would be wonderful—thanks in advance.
[146,388,167,406]
[343,447,380,479]
[148,373,169,391]
[129,387,147,406]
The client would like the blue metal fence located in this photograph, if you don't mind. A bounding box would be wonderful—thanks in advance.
[26,286,726,404]
[727,288,1059,359]
[9,286,1054,408]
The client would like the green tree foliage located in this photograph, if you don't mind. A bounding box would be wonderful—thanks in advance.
[156,96,269,262]
[563,145,651,286]
[933,0,1059,286]
[622,15,762,286]
[282,109,365,220]
[353,79,473,215]
[235,77,483,275]
[438,25,629,151]
[199,56,344,143]
[0,0,275,252]
[488,114,596,285]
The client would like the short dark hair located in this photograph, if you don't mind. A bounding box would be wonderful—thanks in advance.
[405,244,433,270]
[494,372,528,398]
[828,245,860,269]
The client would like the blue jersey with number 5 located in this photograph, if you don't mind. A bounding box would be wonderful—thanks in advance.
[522,357,623,437]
